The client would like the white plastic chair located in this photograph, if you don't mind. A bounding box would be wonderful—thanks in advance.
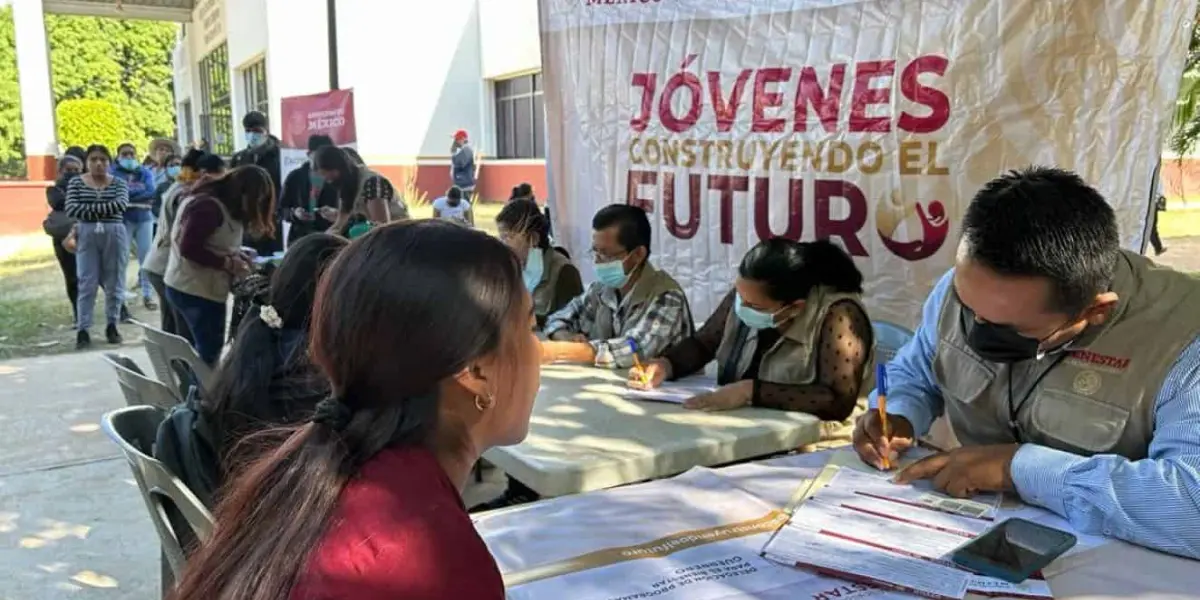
[134,320,213,400]
[102,353,180,410]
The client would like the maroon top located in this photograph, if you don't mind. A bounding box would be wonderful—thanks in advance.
[290,446,505,600]
[176,195,227,269]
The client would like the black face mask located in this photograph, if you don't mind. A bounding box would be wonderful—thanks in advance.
[965,320,1043,364]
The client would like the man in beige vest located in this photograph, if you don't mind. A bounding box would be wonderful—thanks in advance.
[543,205,694,368]
[854,167,1200,559]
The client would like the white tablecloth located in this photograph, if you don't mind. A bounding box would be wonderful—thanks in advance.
[483,364,823,496]
[479,450,1199,599]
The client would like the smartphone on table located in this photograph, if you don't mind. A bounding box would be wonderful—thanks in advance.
[950,518,1076,584]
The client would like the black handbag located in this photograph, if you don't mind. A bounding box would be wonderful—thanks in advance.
[42,210,75,238]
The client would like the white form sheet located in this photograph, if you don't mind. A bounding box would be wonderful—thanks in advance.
[765,469,1053,599]
[623,375,719,404]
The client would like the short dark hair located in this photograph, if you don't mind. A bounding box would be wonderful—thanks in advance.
[307,134,335,153]
[447,186,463,201]
[64,146,87,163]
[116,142,136,155]
[962,166,1120,313]
[592,204,652,256]
[196,153,226,174]
[510,182,534,200]
[496,199,551,250]
[243,111,268,129]
[181,148,206,169]
[740,238,863,303]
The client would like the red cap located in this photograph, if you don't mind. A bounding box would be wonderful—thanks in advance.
[453,129,469,141]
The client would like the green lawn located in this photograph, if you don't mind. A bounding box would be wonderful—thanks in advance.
[1158,208,1200,239]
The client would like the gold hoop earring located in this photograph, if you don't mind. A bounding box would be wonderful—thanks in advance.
[474,392,495,412]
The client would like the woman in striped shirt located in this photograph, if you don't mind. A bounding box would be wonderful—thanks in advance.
[66,144,130,350]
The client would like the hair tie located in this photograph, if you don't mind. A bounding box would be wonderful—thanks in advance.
[259,305,284,329]
[312,397,354,431]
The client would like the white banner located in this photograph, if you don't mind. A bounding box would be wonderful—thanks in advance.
[539,0,1195,325]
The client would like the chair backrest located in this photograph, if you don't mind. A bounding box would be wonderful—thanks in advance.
[103,353,180,410]
[135,321,213,399]
[873,320,916,366]
[101,406,214,579]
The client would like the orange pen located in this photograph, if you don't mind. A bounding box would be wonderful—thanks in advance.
[876,363,891,470]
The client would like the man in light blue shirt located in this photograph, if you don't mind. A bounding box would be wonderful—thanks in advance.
[855,167,1200,559]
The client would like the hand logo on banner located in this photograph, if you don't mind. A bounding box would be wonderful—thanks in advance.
[875,192,950,262]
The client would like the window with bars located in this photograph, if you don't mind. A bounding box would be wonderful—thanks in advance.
[494,73,545,160]
[198,43,233,156]
[241,59,269,120]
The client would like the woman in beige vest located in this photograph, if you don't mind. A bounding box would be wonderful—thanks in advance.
[495,199,583,327]
[165,165,277,366]
[629,238,873,419]
[311,146,407,239]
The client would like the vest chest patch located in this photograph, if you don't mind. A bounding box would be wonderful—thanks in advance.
[1066,349,1131,374]
[1072,370,1102,396]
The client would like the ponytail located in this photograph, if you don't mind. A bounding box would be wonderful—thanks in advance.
[738,237,863,303]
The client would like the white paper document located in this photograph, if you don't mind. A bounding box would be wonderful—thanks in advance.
[624,375,719,404]
[477,468,815,600]
[764,469,1053,600]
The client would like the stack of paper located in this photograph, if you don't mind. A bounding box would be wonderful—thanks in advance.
[762,465,1053,600]
[623,375,719,404]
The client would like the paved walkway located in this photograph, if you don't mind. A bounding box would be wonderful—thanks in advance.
[0,348,505,599]
[1154,236,1200,273]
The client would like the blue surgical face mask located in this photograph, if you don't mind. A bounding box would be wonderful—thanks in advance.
[166,166,181,179]
[734,294,780,331]
[523,247,545,292]
[594,257,630,289]
[247,132,266,147]
[119,158,139,171]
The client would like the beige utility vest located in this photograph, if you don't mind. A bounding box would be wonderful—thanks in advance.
[587,263,693,340]
[714,287,873,386]
[532,248,571,319]
[164,195,244,303]
[934,251,1200,459]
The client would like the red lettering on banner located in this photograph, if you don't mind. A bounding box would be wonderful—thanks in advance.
[794,64,845,133]
[814,179,868,255]
[754,177,804,241]
[630,55,949,135]
[626,170,657,214]
[848,60,895,133]
[707,69,752,133]
[664,172,700,239]
[751,67,792,132]
[707,174,750,244]
[898,55,951,133]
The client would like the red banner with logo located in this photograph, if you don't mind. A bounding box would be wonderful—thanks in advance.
[281,88,357,149]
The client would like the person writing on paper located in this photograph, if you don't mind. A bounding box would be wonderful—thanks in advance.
[853,167,1200,559]
[629,238,873,415]
[496,199,582,327]
[542,204,693,367]
[168,221,539,600]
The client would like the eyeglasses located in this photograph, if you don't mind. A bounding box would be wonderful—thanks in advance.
[590,250,628,264]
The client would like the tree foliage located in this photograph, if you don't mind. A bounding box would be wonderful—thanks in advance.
[1170,17,1200,156]
[0,8,177,178]
[0,7,24,178]
[57,99,141,152]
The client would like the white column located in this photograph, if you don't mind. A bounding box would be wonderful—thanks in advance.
[12,0,58,180]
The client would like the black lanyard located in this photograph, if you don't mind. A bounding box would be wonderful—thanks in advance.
[1006,353,1068,441]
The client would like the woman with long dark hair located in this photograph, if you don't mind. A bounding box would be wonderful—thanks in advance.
[206,233,347,472]
[145,151,225,341]
[311,146,402,238]
[66,144,130,349]
[629,238,873,420]
[169,221,540,600]
[165,165,276,365]
[496,198,581,327]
